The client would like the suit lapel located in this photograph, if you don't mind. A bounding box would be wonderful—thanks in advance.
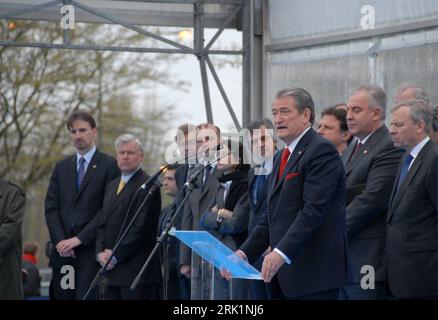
[75,150,101,201]
[68,156,77,196]
[387,156,403,219]
[345,143,368,174]
[248,168,257,209]
[199,166,217,201]
[269,129,313,199]
[103,182,119,223]
[249,167,269,212]
[105,170,145,223]
[345,125,388,175]
[341,137,357,167]
[388,141,433,221]
[268,151,281,198]
[254,179,268,211]
[248,168,256,193]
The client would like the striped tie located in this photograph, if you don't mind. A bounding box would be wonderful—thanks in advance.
[77,157,86,188]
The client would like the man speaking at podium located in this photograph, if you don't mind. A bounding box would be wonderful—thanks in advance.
[225,88,348,300]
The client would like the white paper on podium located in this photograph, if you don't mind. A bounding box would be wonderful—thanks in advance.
[171,229,262,280]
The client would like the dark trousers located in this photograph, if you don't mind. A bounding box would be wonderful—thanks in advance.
[104,284,159,300]
[160,273,182,300]
[179,276,191,300]
[339,281,389,300]
[49,247,99,300]
[271,276,340,300]
[249,256,271,300]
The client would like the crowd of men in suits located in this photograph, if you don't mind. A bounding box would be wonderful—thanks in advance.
[3,82,438,300]
[169,82,438,300]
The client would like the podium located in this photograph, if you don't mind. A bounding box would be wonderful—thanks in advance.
[170,229,262,300]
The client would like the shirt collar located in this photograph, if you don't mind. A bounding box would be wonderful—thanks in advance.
[254,157,274,176]
[121,167,141,183]
[76,145,96,165]
[286,127,311,154]
[357,126,383,145]
[221,180,232,189]
[409,136,430,159]
[358,132,373,145]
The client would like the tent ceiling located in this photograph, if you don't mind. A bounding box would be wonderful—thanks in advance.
[0,0,242,28]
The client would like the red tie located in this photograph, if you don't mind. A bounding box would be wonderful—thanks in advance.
[278,148,291,181]
[348,142,363,164]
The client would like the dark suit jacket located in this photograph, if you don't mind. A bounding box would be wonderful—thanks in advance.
[248,166,269,233]
[385,140,438,298]
[175,164,189,192]
[45,149,119,264]
[341,137,357,166]
[0,180,26,300]
[240,129,348,298]
[200,179,250,251]
[158,203,181,279]
[179,166,220,269]
[95,169,161,286]
[345,125,403,283]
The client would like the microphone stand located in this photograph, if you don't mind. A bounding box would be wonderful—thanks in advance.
[161,200,177,300]
[82,152,199,300]
[82,177,162,300]
[131,146,234,294]
[130,164,208,291]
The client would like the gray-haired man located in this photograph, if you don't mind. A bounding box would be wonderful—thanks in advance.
[95,134,161,299]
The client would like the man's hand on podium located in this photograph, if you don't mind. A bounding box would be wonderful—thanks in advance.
[220,250,247,281]
[261,250,284,283]
[180,264,191,279]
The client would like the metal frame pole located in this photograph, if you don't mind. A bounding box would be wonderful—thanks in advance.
[195,0,213,124]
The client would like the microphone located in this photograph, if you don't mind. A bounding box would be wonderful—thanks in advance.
[183,144,236,188]
[138,148,201,190]
[184,163,210,188]
[140,167,166,190]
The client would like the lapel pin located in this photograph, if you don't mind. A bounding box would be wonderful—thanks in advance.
[363,150,368,154]
[298,151,302,155]
[92,165,97,169]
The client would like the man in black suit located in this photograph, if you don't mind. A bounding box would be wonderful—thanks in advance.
[386,99,438,299]
[342,85,403,300]
[228,88,348,299]
[245,118,277,300]
[174,123,198,188]
[171,123,198,299]
[45,111,119,300]
[95,134,161,300]
[317,106,353,164]
[157,164,185,300]
[179,123,221,299]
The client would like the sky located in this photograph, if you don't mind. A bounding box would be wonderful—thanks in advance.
[152,29,243,134]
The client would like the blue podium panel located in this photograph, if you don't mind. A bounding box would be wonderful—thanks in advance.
[171,230,262,280]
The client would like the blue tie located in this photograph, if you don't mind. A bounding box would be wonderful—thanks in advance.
[203,165,211,188]
[396,153,414,191]
[77,157,86,188]
[252,173,266,206]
